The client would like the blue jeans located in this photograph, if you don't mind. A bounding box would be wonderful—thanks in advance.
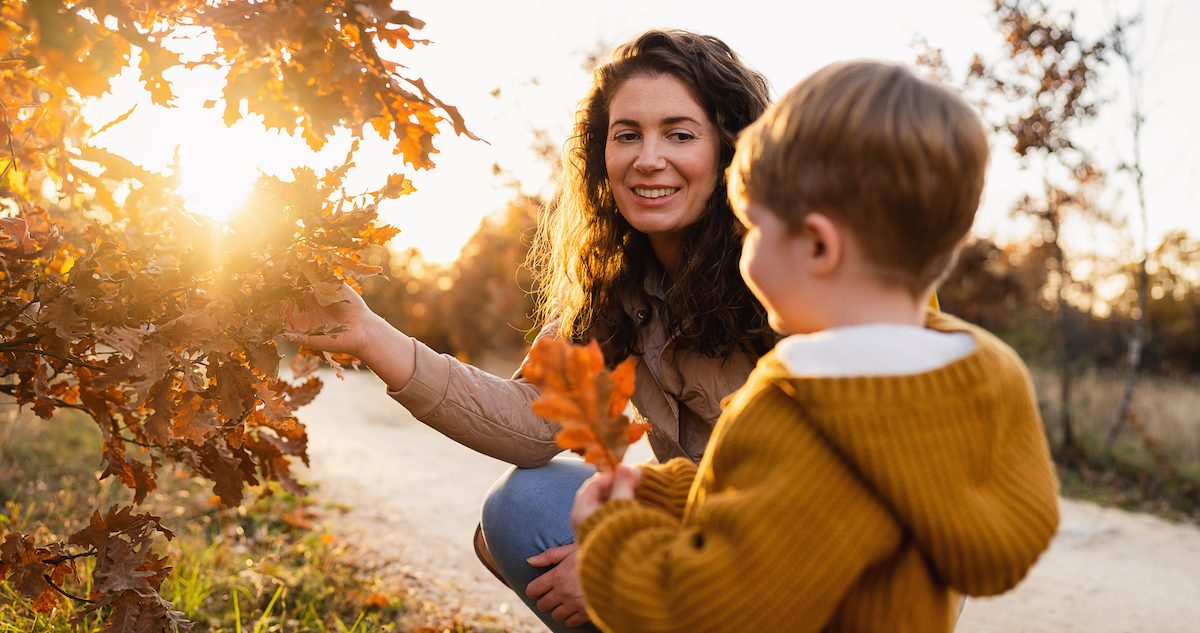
[481,458,602,633]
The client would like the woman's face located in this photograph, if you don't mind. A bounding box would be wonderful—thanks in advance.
[604,73,721,268]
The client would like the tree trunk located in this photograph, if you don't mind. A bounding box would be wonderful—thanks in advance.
[1106,257,1147,454]
[1106,38,1151,456]
[1053,229,1076,454]
[1057,309,1075,453]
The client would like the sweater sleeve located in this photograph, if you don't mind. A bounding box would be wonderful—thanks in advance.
[634,458,697,519]
[387,327,562,468]
[576,381,903,633]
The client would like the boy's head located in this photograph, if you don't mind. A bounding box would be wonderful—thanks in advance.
[728,59,989,333]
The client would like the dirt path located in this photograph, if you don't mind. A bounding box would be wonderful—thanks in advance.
[299,369,1200,633]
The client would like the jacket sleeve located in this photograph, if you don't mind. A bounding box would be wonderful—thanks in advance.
[575,388,903,633]
[386,324,563,468]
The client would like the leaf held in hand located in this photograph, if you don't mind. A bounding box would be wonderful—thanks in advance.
[523,338,641,472]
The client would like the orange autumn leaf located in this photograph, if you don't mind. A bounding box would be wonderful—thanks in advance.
[366,592,391,609]
[524,338,648,472]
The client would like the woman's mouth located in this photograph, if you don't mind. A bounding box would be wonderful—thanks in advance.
[633,187,680,200]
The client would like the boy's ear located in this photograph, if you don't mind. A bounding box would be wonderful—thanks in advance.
[802,212,841,276]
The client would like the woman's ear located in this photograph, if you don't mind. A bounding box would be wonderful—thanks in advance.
[801,212,842,276]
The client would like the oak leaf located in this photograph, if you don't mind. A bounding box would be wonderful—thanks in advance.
[523,339,647,472]
[0,534,71,613]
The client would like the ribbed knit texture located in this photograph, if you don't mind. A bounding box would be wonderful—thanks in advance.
[576,312,1060,633]
[635,458,699,519]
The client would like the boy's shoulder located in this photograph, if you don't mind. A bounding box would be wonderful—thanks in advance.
[744,311,1034,404]
[923,311,1034,384]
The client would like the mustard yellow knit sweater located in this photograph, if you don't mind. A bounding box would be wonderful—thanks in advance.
[576,313,1060,633]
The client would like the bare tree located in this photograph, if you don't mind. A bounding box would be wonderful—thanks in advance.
[1106,12,1152,454]
[966,0,1119,455]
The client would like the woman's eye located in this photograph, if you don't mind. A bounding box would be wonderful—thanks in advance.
[613,131,638,142]
[670,131,695,142]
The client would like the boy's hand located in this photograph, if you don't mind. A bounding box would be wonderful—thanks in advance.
[570,466,642,531]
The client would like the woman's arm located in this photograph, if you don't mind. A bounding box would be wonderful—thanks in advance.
[287,283,563,467]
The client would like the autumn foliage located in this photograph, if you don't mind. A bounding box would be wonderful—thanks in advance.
[1,0,472,628]
[523,338,648,472]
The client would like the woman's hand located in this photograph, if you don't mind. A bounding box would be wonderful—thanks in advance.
[284,282,417,391]
[570,466,642,531]
[526,544,591,627]
[284,282,377,357]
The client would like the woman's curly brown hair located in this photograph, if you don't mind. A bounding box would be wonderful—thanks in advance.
[528,29,776,363]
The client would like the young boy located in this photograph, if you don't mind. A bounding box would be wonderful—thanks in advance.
[569,60,1060,633]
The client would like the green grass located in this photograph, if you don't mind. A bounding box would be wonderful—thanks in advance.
[1029,366,1200,522]
[0,408,496,632]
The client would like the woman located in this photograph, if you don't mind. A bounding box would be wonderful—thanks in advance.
[290,30,774,632]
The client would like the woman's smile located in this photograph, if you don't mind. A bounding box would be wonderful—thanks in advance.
[631,185,681,204]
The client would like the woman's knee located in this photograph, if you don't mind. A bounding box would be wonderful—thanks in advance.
[480,460,592,553]
[482,467,528,532]
[483,464,561,534]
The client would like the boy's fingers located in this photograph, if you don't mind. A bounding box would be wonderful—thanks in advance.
[569,498,598,531]
[609,466,640,500]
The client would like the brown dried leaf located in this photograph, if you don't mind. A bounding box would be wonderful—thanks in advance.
[523,339,640,472]
[0,534,64,613]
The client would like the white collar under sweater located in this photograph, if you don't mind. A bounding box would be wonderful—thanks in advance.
[776,323,976,378]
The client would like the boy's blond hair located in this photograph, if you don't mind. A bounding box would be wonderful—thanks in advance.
[729,60,989,294]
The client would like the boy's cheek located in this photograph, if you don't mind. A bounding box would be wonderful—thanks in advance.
[739,248,768,304]
[738,242,756,288]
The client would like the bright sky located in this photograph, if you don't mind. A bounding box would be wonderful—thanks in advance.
[88,0,1197,266]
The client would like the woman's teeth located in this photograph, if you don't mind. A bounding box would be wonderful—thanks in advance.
[633,187,679,199]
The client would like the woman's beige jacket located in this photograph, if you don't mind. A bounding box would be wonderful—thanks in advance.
[386,290,760,467]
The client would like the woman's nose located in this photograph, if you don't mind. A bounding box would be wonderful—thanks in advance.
[633,140,667,173]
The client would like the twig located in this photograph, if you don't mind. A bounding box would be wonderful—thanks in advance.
[0,387,92,417]
[0,335,43,348]
[42,549,97,566]
[340,2,408,134]
[116,432,155,449]
[0,99,17,181]
[0,287,40,334]
[41,574,94,604]
[20,106,47,149]
[1,347,106,371]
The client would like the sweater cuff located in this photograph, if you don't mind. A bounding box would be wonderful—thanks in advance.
[577,500,679,623]
[575,498,642,545]
[635,458,697,519]
[385,337,451,418]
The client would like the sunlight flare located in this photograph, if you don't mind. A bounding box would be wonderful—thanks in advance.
[176,138,257,223]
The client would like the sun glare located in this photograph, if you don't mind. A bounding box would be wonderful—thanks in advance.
[82,33,502,262]
[176,138,256,223]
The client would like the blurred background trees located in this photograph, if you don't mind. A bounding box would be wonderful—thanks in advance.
[931,0,1199,514]
[359,193,540,370]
